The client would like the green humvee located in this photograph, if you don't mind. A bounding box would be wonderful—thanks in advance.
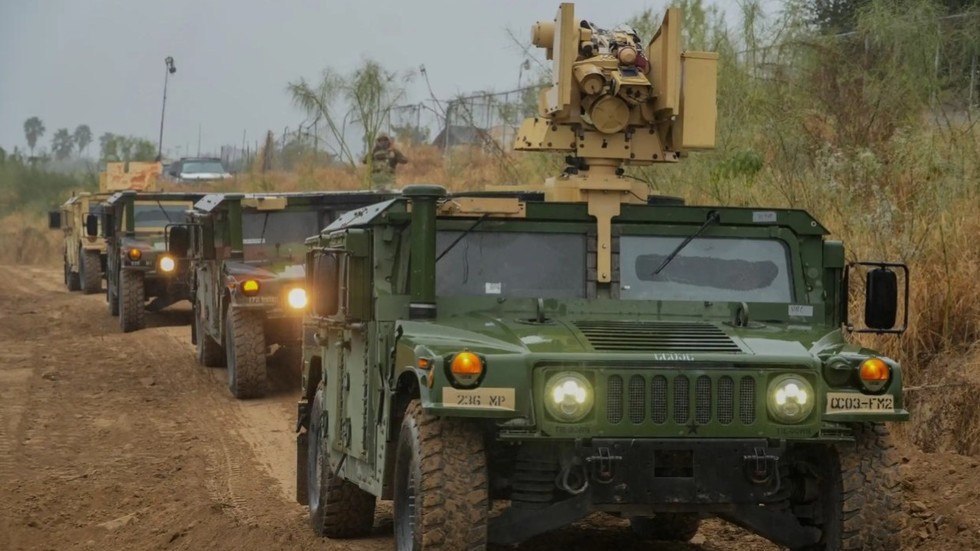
[96,190,207,332]
[296,4,910,549]
[49,192,110,294]
[298,185,909,549]
[176,191,397,399]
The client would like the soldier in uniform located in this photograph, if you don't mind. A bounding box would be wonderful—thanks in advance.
[364,134,408,190]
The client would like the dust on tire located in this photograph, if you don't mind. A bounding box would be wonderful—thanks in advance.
[393,399,488,550]
[119,269,144,332]
[225,308,267,399]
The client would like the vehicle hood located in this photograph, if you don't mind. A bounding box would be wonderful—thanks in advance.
[121,234,167,253]
[224,260,305,283]
[179,172,231,181]
[398,314,843,364]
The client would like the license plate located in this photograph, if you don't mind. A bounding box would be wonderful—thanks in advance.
[825,392,894,413]
[243,296,277,305]
[443,387,515,411]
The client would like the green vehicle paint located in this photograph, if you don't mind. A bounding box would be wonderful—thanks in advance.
[178,191,398,399]
[297,189,909,548]
[99,190,207,332]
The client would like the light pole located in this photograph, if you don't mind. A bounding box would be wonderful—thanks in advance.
[156,56,176,161]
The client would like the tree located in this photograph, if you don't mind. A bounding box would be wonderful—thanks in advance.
[23,116,45,157]
[805,0,979,31]
[99,132,117,160]
[128,138,156,161]
[51,128,74,160]
[287,59,413,169]
[99,133,155,162]
[73,125,93,156]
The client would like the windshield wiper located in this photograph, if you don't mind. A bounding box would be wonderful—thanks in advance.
[652,211,720,275]
[157,201,173,223]
[436,214,488,262]
[258,212,271,245]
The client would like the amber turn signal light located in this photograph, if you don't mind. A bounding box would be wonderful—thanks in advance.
[858,357,891,392]
[859,358,890,381]
[450,352,483,375]
[241,279,260,296]
[127,248,142,261]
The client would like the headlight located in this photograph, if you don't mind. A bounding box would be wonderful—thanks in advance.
[287,288,308,309]
[158,255,176,273]
[767,376,815,424]
[545,372,594,422]
[127,248,142,261]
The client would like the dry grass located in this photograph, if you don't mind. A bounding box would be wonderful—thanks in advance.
[0,212,61,266]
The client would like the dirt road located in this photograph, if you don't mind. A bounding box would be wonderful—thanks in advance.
[1,265,977,550]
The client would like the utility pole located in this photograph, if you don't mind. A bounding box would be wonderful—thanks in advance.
[156,56,176,161]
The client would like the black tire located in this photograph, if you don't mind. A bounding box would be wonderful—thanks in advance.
[394,399,488,551]
[119,269,144,332]
[107,271,119,316]
[80,250,101,294]
[195,303,225,367]
[307,388,376,537]
[790,423,904,551]
[630,514,701,542]
[224,308,267,399]
[66,255,81,292]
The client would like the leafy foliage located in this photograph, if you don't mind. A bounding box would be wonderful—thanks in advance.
[287,59,414,171]
[98,133,156,162]
[73,124,93,156]
[23,116,45,156]
[51,128,74,161]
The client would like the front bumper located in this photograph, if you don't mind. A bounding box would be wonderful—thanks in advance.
[575,438,783,509]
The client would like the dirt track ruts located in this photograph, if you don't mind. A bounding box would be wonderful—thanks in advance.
[1,264,978,551]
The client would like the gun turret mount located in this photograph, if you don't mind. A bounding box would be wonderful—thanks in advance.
[514,3,718,282]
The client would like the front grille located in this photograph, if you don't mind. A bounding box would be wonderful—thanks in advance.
[651,376,668,423]
[628,375,646,424]
[673,376,690,423]
[605,372,758,429]
[718,376,735,424]
[739,376,756,424]
[608,375,624,423]
[695,376,712,424]
[574,320,742,353]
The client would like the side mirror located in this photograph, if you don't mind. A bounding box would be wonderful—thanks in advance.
[85,214,99,237]
[845,261,908,334]
[312,253,340,317]
[865,268,898,330]
[48,210,62,230]
[168,225,191,258]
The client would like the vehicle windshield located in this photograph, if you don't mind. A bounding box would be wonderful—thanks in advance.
[435,231,587,298]
[619,236,794,303]
[182,160,226,174]
[242,210,321,262]
[133,203,189,229]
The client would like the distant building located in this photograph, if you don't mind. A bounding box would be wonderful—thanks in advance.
[431,125,492,151]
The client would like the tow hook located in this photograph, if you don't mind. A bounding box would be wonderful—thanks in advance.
[743,447,781,492]
[585,447,623,483]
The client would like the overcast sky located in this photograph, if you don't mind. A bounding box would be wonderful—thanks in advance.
[0,0,780,159]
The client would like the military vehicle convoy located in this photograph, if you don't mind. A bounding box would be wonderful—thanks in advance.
[295,4,909,551]
[174,191,396,399]
[49,161,163,294]
[94,190,206,332]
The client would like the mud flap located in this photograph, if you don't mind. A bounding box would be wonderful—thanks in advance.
[296,430,309,505]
